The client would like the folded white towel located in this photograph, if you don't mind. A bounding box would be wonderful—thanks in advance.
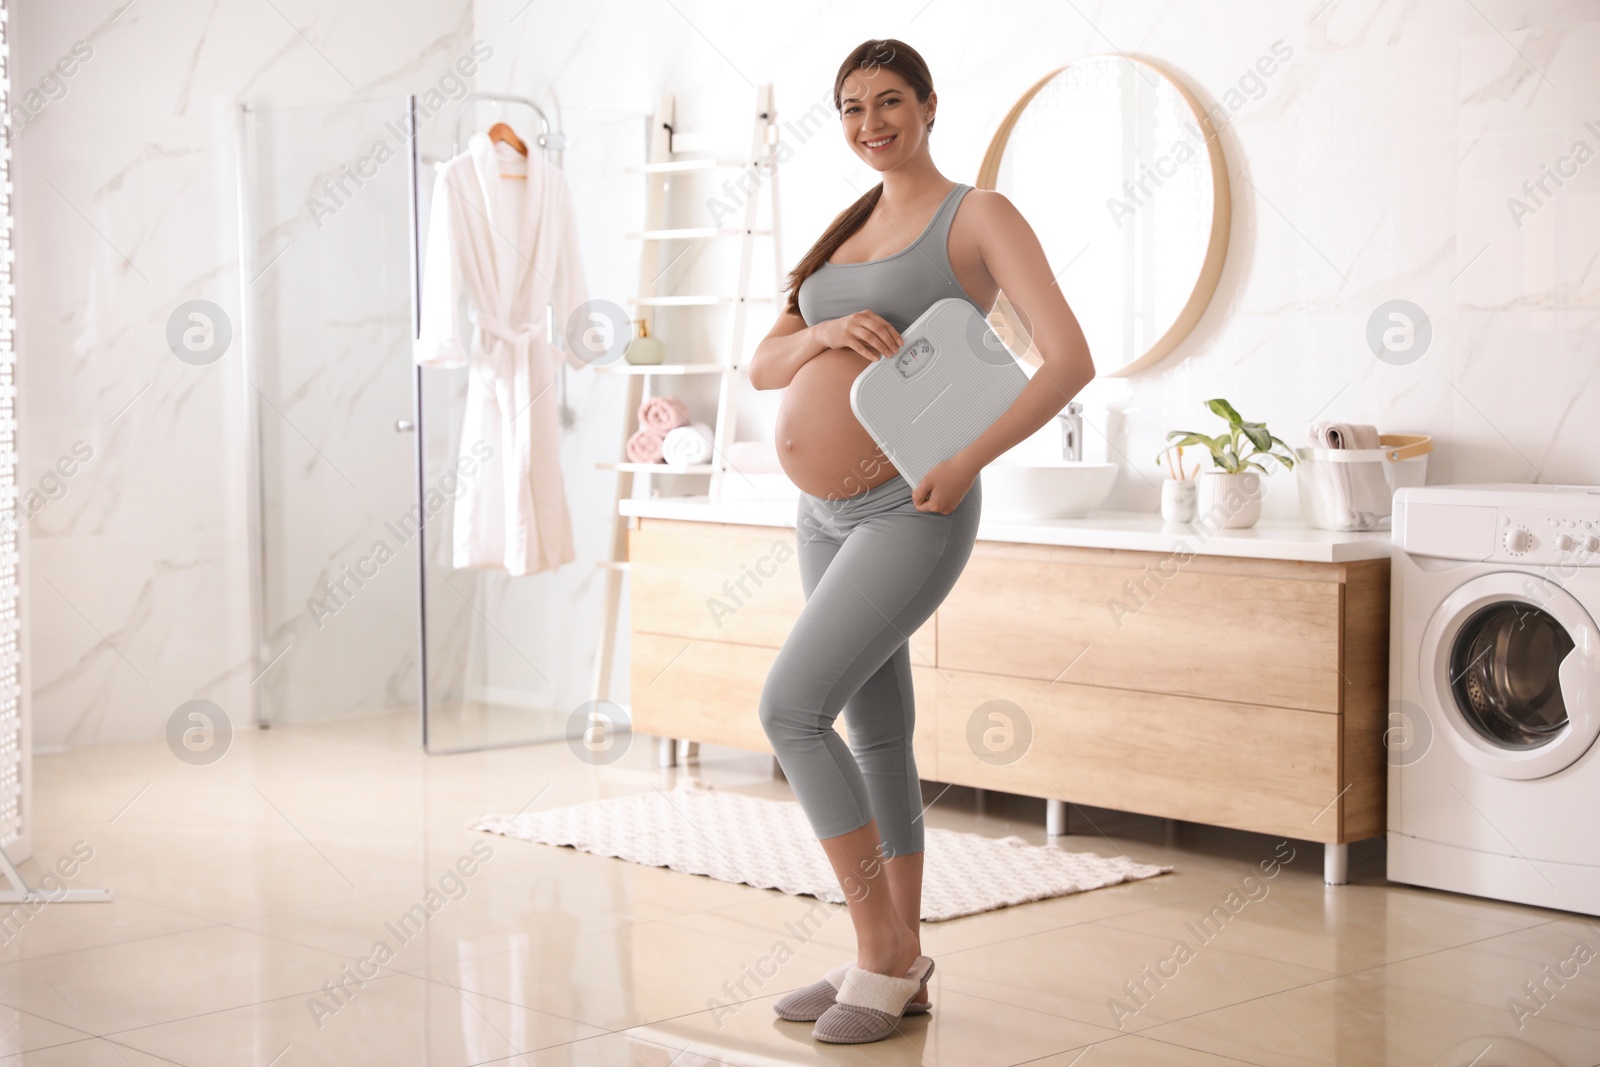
[662,422,713,468]
[1308,421,1388,528]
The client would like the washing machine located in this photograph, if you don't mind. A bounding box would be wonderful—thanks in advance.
[1388,484,1600,916]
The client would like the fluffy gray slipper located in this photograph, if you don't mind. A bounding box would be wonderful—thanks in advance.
[812,955,935,1044]
[773,961,932,1022]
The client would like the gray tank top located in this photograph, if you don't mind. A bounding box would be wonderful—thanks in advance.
[796,183,986,333]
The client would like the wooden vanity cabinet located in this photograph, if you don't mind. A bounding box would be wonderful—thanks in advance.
[628,518,1389,878]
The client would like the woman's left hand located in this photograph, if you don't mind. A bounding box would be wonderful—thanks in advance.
[912,454,978,514]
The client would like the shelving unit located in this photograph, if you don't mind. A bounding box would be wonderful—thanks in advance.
[590,85,784,715]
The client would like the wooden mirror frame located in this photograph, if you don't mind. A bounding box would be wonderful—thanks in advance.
[976,54,1231,378]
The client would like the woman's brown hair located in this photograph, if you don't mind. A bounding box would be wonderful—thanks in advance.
[782,39,937,318]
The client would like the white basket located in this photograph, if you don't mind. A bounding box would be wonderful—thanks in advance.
[1295,434,1431,531]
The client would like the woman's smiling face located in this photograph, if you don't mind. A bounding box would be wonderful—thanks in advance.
[838,65,934,171]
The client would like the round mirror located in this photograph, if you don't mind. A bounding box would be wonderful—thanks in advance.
[977,55,1230,377]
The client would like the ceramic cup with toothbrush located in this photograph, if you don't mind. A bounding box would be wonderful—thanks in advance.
[1159,445,1198,523]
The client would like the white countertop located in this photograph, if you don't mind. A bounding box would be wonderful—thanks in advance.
[618,495,1394,563]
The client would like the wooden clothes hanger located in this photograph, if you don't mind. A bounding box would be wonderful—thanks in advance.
[487,121,529,179]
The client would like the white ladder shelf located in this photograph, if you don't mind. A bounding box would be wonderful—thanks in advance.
[590,85,784,731]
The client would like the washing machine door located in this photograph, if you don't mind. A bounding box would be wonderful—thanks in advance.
[1419,572,1599,780]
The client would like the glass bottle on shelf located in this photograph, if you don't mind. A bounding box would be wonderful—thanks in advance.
[623,318,665,365]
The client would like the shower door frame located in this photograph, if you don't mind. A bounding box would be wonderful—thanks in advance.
[405,94,434,750]
[236,95,434,740]
[239,94,571,754]
[236,101,269,731]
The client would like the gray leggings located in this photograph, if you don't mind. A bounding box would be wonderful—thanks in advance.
[758,471,982,858]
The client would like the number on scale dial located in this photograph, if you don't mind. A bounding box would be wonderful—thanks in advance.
[895,338,935,379]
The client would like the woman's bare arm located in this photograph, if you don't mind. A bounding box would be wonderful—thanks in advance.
[951,191,1095,470]
[748,307,905,390]
[747,308,826,391]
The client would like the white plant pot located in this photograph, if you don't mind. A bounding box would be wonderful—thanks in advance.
[1198,470,1263,529]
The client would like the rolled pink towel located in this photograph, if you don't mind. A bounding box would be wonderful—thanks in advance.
[626,427,665,463]
[638,395,690,433]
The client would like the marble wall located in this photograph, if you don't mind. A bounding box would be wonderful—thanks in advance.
[471,0,1599,514]
[16,1,1599,749]
[13,1,476,749]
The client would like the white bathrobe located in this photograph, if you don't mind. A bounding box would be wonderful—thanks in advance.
[416,133,591,576]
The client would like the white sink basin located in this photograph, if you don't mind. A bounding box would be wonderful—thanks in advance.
[981,461,1118,519]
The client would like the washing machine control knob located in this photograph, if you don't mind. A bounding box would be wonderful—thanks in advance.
[1587,535,1600,554]
[1555,533,1576,552]
[1505,527,1532,554]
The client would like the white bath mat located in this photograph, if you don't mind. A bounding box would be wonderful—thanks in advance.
[469,778,1170,921]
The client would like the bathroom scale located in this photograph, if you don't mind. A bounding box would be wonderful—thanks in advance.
[849,297,1029,490]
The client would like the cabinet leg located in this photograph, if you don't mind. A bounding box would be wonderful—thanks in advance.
[1324,842,1348,885]
[1046,798,1068,837]
[656,736,678,769]
[683,740,700,760]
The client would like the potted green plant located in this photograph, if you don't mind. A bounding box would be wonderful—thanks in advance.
[1159,398,1295,529]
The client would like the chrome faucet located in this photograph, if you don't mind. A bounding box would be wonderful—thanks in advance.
[1056,402,1083,461]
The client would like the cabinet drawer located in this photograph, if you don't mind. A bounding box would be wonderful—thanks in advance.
[631,521,806,648]
[939,544,1343,712]
[630,519,936,660]
[631,633,937,772]
[929,668,1344,842]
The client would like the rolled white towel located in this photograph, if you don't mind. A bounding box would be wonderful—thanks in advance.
[662,422,713,468]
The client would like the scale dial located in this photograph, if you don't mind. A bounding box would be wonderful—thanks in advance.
[894,338,935,379]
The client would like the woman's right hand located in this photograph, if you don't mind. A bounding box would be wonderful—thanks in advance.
[811,311,905,362]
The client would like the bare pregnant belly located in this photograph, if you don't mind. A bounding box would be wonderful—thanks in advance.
[775,348,901,499]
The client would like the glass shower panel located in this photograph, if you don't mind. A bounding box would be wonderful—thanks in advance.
[243,98,420,727]
[414,128,584,754]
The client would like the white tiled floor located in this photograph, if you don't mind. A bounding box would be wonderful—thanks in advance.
[7,712,1599,1066]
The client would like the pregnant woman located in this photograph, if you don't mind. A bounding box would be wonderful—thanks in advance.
[746,38,1095,1044]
